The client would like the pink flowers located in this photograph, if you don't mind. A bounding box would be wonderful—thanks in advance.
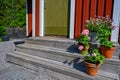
[81,29,89,35]
[78,45,84,50]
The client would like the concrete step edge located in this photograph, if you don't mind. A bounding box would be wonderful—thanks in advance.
[26,37,76,43]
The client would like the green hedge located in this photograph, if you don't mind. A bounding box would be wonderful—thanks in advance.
[0,0,26,28]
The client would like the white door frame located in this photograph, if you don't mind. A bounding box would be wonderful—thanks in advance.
[39,0,75,38]
[26,0,28,36]
[32,0,36,37]
[111,0,120,42]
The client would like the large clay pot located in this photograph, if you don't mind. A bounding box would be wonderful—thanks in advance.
[84,61,101,76]
[100,45,116,58]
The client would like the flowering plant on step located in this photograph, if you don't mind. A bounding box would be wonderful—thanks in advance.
[84,49,105,76]
[84,49,105,64]
[85,16,115,42]
[85,16,114,33]
[76,29,90,55]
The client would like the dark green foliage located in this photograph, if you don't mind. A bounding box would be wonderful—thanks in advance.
[0,38,2,42]
[0,26,6,36]
[0,0,26,28]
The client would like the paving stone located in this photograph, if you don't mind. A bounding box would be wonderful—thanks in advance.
[0,65,39,80]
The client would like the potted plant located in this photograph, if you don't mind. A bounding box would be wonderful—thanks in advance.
[84,49,105,76]
[76,29,90,55]
[95,17,116,58]
[85,16,113,43]
[99,38,115,58]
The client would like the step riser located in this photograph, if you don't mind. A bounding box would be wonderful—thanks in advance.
[26,39,75,50]
[16,47,80,63]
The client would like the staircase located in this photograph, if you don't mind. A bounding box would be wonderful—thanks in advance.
[7,37,120,80]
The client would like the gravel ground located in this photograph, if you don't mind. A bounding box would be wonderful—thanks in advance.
[0,41,16,71]
[0,39,25,70]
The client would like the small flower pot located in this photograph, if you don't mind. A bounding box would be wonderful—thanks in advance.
[84,61,101,76]
[100,45,116,58]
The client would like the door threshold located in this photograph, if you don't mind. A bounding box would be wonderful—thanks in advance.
[28,36,75,42]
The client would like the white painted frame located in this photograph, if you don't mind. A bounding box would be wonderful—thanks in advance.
[39,0,75,38]
[69,0,75,39]
[32,0,36,37]
[26,0,28,36]
[40,0,44,36]
[111,0,120,42]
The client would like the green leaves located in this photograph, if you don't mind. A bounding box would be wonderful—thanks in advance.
[99,38,113,48]
[0,38,2,42]
[0,0,26,28]
[76,35,89,46]
[85,49,105,64]
[0,26,6,37]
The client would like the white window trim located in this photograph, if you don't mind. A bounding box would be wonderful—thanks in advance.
[111,0,120,42]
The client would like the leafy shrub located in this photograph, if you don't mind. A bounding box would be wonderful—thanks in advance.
[0,26,6,37]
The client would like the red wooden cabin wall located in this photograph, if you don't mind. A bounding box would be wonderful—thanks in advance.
[74,0,114,38]
[27,0,32,37]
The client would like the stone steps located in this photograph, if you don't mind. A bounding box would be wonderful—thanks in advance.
[6,37,120,80]
[16,43,81,62]
[7,51,119,80]
[26,37,120,59]
[16,43,120,75]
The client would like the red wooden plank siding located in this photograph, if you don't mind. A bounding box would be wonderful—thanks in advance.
[90,0,97,18]
[35,0,40,36]
[97,0,105,16]
[105,0,113,18]
[74,0,83,38]
[27,0,32,37]
[74,0,114,38]
[82,0,90,30]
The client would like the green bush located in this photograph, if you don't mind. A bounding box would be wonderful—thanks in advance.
[0,38,2,42]
[0,26,6,37]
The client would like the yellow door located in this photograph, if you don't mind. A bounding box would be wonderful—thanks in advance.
[44,0,69,36]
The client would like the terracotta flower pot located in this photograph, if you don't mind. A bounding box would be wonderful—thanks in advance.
[84,61,101,76]
[100,45,116,58]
